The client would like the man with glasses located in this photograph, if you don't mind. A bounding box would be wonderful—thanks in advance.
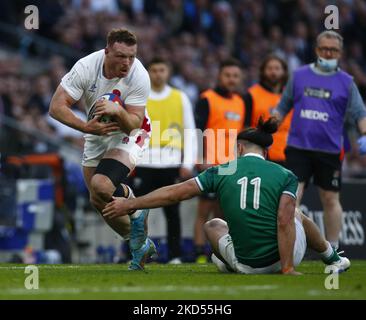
[273,30,366,251]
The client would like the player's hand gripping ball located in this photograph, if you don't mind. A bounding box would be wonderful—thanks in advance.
[90,93,123,123]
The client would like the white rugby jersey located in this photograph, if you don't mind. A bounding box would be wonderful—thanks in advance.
[60,49,150,124]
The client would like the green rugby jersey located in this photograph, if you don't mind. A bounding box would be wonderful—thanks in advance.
[195,153,298,268]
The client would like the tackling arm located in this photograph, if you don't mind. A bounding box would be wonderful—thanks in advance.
[103,179,202,218]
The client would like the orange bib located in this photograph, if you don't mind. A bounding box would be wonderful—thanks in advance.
[249,84,293,162]
[201,89,245,165]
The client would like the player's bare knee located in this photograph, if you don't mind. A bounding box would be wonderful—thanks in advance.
[319,190,340,206]
[204,218,227,232]
[90,174,113,202]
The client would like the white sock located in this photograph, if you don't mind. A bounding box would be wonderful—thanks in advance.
[320,241,334,259]
[129,210,142,220]
[123,185,141,219]
[125,185,134,199]
[329,241,339,250]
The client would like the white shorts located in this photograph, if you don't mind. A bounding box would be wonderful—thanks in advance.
[82,129,150,167]
[215,217,307,274]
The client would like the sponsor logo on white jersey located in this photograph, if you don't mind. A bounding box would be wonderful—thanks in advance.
[88,83,97,92]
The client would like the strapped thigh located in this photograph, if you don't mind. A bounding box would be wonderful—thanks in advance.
[94,158,130,187]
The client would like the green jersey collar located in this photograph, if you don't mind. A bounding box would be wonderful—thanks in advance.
[242,153,265,160]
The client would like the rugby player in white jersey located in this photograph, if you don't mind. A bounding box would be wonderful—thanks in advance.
[49,29,155,270]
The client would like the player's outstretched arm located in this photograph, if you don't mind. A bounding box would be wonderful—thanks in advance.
[277,194,302,275]
[103,178,202,219]
[49,85,120,135]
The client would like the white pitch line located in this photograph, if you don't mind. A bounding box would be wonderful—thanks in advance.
[307,289,351,297]
[0,266,82,270]
[3,285,278,295]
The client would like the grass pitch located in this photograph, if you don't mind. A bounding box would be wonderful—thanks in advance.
[0,261,365,300]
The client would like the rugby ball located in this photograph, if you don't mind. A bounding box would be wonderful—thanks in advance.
[89,93,123,123]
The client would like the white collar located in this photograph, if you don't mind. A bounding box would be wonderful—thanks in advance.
[149,85,172,100]
[242,153,265,160]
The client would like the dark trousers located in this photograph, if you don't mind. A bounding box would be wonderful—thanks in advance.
[133,167,182,260]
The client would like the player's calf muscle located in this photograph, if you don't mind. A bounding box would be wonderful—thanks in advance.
[90,194,105,212]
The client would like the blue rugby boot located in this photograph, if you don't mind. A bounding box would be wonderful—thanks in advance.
[128,238,157,271]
